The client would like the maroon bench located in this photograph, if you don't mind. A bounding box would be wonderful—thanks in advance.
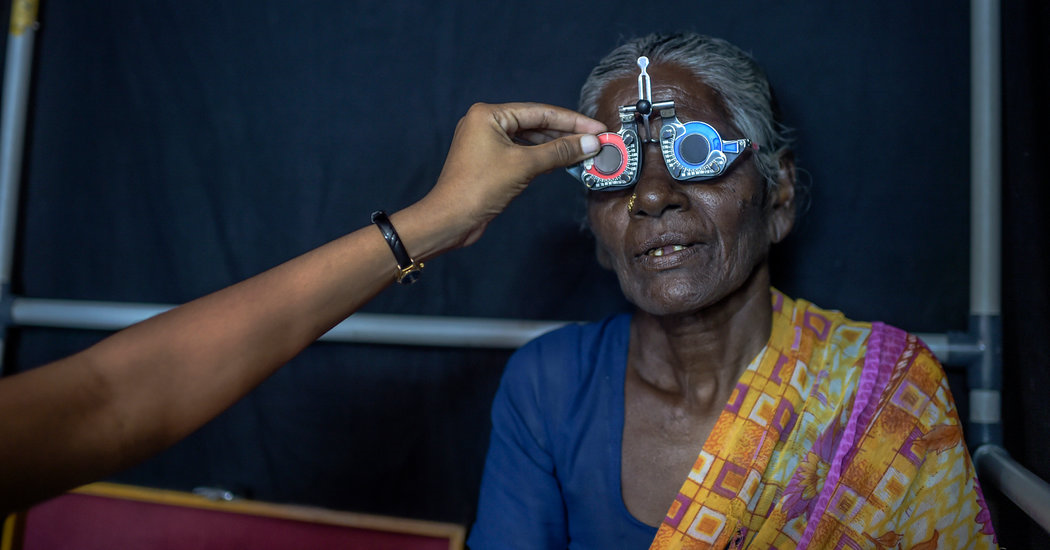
[1,482,464,550]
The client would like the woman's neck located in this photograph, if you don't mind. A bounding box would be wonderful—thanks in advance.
[628,266,774,409]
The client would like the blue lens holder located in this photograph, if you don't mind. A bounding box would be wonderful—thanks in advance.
[659,114,752,181]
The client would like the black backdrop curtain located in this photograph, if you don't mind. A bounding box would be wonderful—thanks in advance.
[2,1,1047,547]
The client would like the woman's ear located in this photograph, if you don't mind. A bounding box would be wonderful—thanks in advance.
[767,151,796,244]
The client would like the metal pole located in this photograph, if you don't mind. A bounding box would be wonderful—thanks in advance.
[966,0,1003,448]
[0,0,41,370]
[974,445,1050,534]
[967,0,1050,535]
[10,297,572,350]
[970,0,1001,317]
[9,296,954,354]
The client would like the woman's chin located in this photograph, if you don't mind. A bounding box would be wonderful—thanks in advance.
[625,286,712,318]
[622,271,765,319]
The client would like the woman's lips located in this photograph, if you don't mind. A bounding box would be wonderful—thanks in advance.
[645,244,691,257]
[635,242,699,267]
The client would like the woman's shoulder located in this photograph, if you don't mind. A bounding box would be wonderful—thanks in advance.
[778,290,942,368]
[511,312,630,361]
[789,294,943,373]
[776,291,951,415]
[498,313,631,402]
[778,291,872,339]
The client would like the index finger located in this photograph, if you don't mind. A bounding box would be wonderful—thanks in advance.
[493,102,607,136]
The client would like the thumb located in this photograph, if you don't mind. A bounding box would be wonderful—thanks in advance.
[523,134,600,174]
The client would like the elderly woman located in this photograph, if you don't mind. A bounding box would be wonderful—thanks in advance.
[468,33,996,549]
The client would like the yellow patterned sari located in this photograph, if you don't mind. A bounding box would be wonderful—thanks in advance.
[650,290,997,549]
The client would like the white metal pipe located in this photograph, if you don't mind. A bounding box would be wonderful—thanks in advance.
[9,297,571,349]
[10,297,954,355]
[0,0,41,369]
[0,0,39,289]
[965,0,1005,448]
[970,0,1001,316]
[10,298,172,332]
[963,5,1050,536]
[974,445,1050,534]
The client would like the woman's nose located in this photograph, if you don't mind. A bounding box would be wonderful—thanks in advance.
[630,143,688,217]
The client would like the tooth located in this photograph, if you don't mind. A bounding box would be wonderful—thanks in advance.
[651,249,663,257]
[672,245,685,252]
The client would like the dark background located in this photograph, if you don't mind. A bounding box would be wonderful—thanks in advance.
[2,1,1046,547]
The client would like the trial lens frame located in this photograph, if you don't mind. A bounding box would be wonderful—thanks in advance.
[567,56,754,191]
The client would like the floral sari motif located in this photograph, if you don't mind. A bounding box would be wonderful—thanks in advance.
[781,422,837,521]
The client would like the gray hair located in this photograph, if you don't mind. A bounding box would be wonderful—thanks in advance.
[579,32,793,193]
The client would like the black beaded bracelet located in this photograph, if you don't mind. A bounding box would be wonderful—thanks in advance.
[371,210,423,285]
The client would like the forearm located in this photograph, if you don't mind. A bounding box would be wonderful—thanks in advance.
[95,200,461,426]
[0,203,443,510]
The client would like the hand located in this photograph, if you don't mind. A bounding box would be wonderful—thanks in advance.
[410,102,604,251]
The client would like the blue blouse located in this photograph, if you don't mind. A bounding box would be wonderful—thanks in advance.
[468,314,659,549]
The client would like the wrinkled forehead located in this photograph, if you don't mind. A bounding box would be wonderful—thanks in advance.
[595,63,732,129]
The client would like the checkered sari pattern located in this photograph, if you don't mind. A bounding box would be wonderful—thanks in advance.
[649,291,997,549]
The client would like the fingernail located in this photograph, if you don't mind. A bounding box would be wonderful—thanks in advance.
[581,135,600,155]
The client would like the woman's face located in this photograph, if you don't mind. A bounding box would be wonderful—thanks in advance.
[587,63,793,317]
